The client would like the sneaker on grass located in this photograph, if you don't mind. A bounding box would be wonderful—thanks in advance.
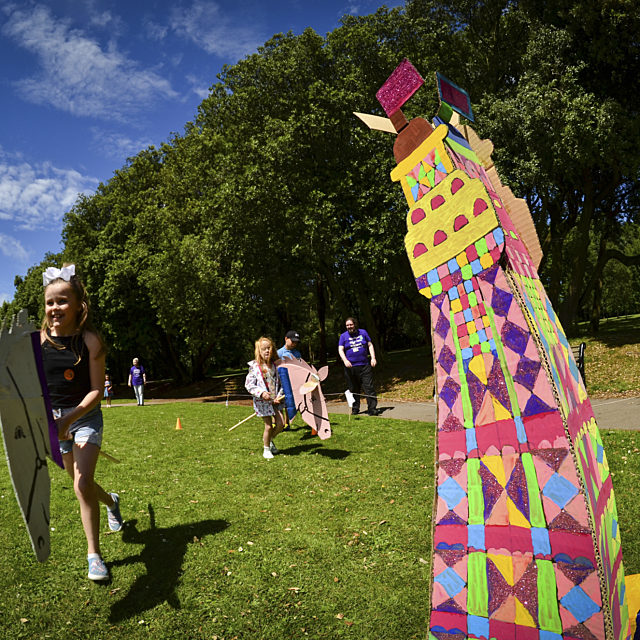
[270,442,279,455]
[263,447,274,459]
[87,555,109,581]
[107,493,123,532]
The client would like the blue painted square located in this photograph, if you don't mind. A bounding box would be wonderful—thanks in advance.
[427,269,439,285]
[434,567,466,598]
[449,286,460,299]
[543,473,579,509]
[439,477,466,510]
[448,257,460,274]
[612,518,618,539]
[470,259,482,275]
[464,279,474,293]
[560,586,600,622]
[461,347,474,360]
[467,525,485,550]
[489,339,496,352]
[477,329,487,342]
[467,615,489,639]
[539,632,562,640]
[514,415,527,443]
[531,527,551,555]
[463,308,473,322]
[493,227,504,244]
[466,427,478,453]
[597,443,604,464]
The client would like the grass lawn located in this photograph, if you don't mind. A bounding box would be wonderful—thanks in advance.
[576,314,640,397]
[0,403,436,640]
[2,403,639,638]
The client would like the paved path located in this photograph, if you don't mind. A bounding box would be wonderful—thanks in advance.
[327,396,640,430]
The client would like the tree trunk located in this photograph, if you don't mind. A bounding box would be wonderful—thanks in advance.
[162,332,189,382]
[559,179,595,332]
[315,275,328,365]
[398,289,432,351]
[355,280,383,363]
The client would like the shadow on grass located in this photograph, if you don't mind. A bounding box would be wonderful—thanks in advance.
[575,315,640,348]
[108,507,229,623]
[280,441,350,460]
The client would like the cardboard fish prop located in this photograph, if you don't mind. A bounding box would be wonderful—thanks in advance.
[361,58,630,640]
[0,310,63,562]
[276,358,331,439]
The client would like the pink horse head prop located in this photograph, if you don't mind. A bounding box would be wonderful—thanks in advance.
[276,358,331,439]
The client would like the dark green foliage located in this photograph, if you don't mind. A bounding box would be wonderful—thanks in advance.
[5,0,640,378]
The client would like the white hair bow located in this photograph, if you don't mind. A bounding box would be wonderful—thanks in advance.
[42,264,75,287]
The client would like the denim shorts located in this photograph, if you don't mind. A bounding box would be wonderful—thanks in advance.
[55,405,104,455]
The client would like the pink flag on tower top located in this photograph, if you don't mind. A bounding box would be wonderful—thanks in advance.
[376,58,424,116]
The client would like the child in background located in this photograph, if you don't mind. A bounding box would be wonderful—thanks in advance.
[104,373,113,408]
[40,264,123,581]
[245,337,285,459]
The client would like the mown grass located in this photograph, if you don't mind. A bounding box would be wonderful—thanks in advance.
[0,403,436,640]
[2,315,639,639]
[602,429,640,576]
[575,315,640,397]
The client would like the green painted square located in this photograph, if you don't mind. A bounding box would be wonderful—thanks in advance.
[475,237,488,256]
[407,175,417,188]
[481,341,491,353]
[468,292,478,307]
[427,168,436,186]
[431,281,443,296]
[418,164,426,180]
[461,264,473,280]
[469,333,480,346]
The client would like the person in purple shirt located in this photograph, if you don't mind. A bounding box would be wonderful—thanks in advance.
[338,317,380,416]
[127,357,146,406]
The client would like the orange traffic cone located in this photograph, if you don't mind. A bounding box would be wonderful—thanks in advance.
[175,417,183,430]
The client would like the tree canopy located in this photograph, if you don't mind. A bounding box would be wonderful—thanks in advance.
[3,0,639,381]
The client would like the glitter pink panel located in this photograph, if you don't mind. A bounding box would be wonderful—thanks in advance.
[376,58,424,116]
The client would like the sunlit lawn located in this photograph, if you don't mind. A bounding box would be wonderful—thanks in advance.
[0,403,436,640]
[2,311,640,640]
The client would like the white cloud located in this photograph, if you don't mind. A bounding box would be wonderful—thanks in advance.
[186,74,211,100]
[0,150,98,231]
[2,4,178,121]
[90,128,155,161]
[143,17,168,41]
[0,233,29,262]
[170,0,262,59]
[0,292,11,305]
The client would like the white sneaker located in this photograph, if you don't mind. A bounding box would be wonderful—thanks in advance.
[270,442,279,455]
[263,447,274,459]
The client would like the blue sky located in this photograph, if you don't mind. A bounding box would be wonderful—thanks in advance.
[0,0,392,304]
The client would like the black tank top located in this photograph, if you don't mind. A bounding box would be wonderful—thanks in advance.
[41,334,92,408]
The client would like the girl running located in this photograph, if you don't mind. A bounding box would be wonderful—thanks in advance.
[41,264,123,581]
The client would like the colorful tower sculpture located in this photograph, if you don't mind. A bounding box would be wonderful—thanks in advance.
[370,59,630,640]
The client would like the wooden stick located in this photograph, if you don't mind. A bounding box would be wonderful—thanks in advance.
[99,450,121,463]
[229,413,257,431]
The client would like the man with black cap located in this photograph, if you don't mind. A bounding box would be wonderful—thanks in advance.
[277,330,301,360]
[277,331,301,430]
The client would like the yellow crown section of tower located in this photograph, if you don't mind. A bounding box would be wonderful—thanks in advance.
[404,169,500,278]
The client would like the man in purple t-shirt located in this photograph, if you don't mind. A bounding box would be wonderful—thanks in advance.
[338,317,379,415]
